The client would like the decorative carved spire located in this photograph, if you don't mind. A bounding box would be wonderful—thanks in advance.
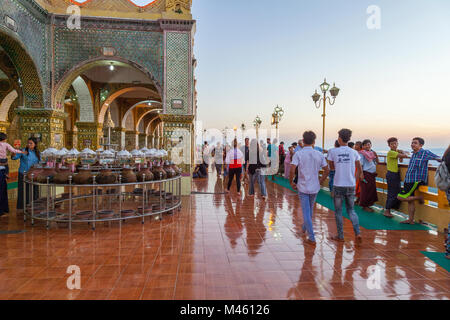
[104,109,115,128]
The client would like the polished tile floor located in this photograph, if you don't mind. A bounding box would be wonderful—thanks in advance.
[0,170,448,300]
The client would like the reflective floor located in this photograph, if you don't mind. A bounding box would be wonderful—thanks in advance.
[0,170,448,300]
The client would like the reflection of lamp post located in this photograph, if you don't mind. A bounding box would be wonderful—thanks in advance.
[233,126,237,139]
[271,105,284,141]
[253,116,262,136]
[312,78,340,152]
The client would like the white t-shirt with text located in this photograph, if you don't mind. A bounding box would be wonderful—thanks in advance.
[327,146,360,188]
[291,146,328,194]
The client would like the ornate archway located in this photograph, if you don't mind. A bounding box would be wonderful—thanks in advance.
[121,100,162,128]
[99,86,160,125]
[0,27,44,108]
[53,57,163,110]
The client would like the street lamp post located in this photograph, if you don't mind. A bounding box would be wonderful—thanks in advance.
[271,105,284,142]
[312,78,340,152]
[253,116,262,137]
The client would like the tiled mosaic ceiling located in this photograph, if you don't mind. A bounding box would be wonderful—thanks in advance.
[54,27,164,90]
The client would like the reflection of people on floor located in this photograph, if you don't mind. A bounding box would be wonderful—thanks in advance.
[242,197,266,256]
[223,194,244,249]
[287,244,322,299]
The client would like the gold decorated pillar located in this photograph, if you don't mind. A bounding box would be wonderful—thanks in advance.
[160,114,194,195]
[125,130,138,151]
[0,121,10,134]
[16,109,67,150]
[138,133,147,149]
[76,122,102,150]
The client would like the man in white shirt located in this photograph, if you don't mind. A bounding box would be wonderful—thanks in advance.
[327,128,364,244]
[289,131,329,244]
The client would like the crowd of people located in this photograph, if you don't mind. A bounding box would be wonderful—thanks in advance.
[196,129,450,256]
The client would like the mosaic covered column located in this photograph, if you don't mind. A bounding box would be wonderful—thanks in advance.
[76,122,102,151]
[64,130,76,149]
[160,114,194,195]
[138,133,147,149]
[147,134,154,148]
[125,131,138,151]
[161,20,196,195]
[16,109,66,150]
[109,127,122,149]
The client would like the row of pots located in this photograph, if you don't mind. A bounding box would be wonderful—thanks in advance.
[26,163,182,185]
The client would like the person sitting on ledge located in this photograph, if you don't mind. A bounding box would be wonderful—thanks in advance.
[397,137,441,224]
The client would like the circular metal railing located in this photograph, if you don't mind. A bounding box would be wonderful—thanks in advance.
[23,173,182,230]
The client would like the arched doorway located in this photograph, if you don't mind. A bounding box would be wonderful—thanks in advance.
[53,57,162,150]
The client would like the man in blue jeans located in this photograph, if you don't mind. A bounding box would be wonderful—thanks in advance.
[289,131,329,245]
[327,128,364,244]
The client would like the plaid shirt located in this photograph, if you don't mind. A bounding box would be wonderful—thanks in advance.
[404,148,439,184]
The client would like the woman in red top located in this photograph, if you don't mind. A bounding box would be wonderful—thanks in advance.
[225,139,244,195]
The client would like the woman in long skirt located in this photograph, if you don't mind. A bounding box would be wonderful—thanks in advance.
[359,140,379,212]
[284,146,294,179]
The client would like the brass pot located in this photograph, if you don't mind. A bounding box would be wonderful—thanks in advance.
[137,166,154,182]
[96,168,117,184]
[26,165,43,181]
[171,163,182,176]
[163,163,176,178]
[73,168,93,185]
[121,167,137,183]
[151,165,167,180]
[53,167,72,184]
[35,167,58,184]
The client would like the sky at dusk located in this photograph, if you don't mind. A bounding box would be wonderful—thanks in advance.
[190,0,450,151]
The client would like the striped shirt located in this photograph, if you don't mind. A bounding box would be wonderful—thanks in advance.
[404,148,439,184]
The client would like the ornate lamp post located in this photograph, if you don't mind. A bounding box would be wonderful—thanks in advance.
[312,78,340,152]
[271,105,284,141]
[253,116,262,136]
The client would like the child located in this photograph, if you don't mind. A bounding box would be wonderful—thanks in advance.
[384,137,408,217]
[0,133,23,176]
[0,132,23,216]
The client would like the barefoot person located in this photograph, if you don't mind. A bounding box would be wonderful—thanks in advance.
[225,139,244,195]
[397,137,441,224]
[384,137,408,218]
[327,129,363,243]
[289,131,329,244]
[359,139,379,212]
